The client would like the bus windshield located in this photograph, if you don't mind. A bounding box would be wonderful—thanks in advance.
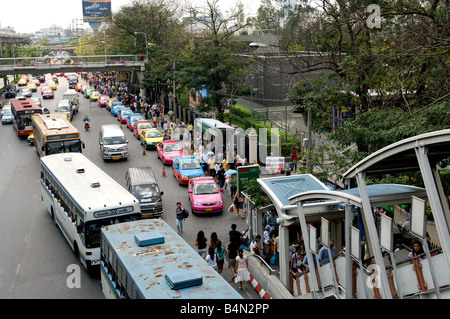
[84,213,141,248]
[46,140,81,155]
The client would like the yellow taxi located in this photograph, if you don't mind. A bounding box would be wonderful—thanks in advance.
[140,128,164,149]
[47,81,57,90]
[27,82,37,92]
[106,98,118,111]
[18,77,28,86]
[89,91,100,102]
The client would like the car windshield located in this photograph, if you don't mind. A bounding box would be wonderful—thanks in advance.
[3,111,12,116]
[131,184,160,199]
[180,161,201,170]
[164,144,182,152]
[138,123,151,129]
[194,183,219,195]
[121,111,132,116]
[58,106,70,112]
[130,116,143,122]
[44,90,52,94]
[103,136,126,145]
[145,131,161,138]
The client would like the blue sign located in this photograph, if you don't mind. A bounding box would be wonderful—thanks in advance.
[82,0,112,21]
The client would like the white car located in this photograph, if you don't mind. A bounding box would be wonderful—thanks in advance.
[20,88,32,97]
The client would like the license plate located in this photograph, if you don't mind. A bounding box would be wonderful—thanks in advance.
[206,208,212,211]
[112,156,120,160]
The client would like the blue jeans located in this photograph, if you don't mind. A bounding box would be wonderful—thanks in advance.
[176,218,183,233]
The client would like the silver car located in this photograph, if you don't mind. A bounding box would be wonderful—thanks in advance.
[20,88,32,97]
[1,110,13,124]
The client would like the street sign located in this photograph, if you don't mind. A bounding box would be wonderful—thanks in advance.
[237,164,259,197]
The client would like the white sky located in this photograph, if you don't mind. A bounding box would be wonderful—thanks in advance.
[0,0,261,34]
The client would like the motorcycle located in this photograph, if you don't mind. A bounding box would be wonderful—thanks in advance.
[84,120,90,131]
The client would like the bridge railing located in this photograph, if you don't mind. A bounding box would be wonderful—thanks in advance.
[0,55,143,68]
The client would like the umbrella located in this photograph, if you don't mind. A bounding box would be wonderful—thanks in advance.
[225,169,237,175]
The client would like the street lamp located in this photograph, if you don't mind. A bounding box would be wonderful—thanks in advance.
[102,31,107,64]
[134,32,148,61]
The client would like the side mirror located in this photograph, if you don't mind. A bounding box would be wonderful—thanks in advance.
[160,191,164,196]
[188,190,192,194]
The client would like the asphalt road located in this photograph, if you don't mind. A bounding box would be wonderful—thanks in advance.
[0,75,256,299]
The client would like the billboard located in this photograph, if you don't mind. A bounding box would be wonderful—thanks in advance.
[82,0,112,21]
[237,164,260,197]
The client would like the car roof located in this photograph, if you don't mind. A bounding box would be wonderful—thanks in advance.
[162,140,179,144]
[192,177,215,183]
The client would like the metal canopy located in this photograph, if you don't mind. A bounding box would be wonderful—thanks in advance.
[289,184,427,209]
[257,174,338,221]
[344,129,450,178]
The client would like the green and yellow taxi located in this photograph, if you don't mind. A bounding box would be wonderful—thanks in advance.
[18,77,28,86]
[140,128,164,149]
[89,91,100,102]
[106,98,118,111]
[27,82,37,92]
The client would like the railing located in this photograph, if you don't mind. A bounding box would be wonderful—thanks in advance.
[250,253,277,276]
[0,55,144,68]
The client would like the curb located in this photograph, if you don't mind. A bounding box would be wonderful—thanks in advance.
[249,274,271,299]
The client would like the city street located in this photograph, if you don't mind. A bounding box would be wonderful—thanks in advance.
[0,75,256,299]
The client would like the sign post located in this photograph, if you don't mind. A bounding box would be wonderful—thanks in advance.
[237,165,259,197]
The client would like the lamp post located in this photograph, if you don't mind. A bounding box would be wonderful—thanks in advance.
[134,32,148,61]
[102,31,107,64]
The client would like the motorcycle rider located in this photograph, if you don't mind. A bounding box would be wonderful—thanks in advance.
[83,115,90,129]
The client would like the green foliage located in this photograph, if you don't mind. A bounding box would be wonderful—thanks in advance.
[241,180,271,208]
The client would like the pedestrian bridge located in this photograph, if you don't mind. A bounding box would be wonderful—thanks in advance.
[0,55,145,76]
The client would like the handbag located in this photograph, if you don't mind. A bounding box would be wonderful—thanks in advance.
[228,204,234,213]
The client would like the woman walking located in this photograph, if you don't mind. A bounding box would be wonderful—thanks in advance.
[235,248,250,289]
[195,230,208,259]
[205,247,219,273]
[215,241,226,276]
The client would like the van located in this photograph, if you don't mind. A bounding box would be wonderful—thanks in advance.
[126,167,164,218]
[99,124,129,160]
[55,100,73,121]
[62,89,79,115]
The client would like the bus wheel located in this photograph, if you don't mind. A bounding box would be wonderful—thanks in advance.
[50,206,56,225]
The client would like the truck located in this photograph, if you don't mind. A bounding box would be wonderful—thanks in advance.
[62,89,79,115]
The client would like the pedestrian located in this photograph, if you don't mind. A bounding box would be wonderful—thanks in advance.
[195,230,208,259]
[263,225,273,262]
[250,235,263,256]
[226,241,238,278]
[233,191,245,219]
[215,241,226,276]
[217,165,225,189]
[235,248,250,289]
[208,156,216,178]
[229,224,242,248]
[209,232,220,250]
[230,174,237,198]
[291,148,298,171]
[175,202,184,234]
[205,247,219,272]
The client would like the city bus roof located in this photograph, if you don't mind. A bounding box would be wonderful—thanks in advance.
[11,97,41,113]
[195,118,235,130]
[40,153,139,218]
[101,219,243,299]
[32,113,79,136]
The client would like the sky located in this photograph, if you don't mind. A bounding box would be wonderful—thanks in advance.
[0,0,261,34]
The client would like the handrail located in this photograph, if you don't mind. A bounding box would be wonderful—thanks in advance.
[251,253,276,275]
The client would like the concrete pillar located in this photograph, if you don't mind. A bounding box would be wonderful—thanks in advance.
[279,224,290,289]
[137,71,146,103]
[248,128,258,164]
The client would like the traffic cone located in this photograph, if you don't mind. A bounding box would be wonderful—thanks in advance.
[143,145,146,156]
[162,167,166,177]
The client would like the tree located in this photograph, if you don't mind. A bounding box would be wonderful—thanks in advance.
[284,0,449,153]
[177,0,251,115]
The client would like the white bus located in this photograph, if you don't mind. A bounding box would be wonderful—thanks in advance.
[39,153,141,273]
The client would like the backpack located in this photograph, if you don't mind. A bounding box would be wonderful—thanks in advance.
[183,208,189,219]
